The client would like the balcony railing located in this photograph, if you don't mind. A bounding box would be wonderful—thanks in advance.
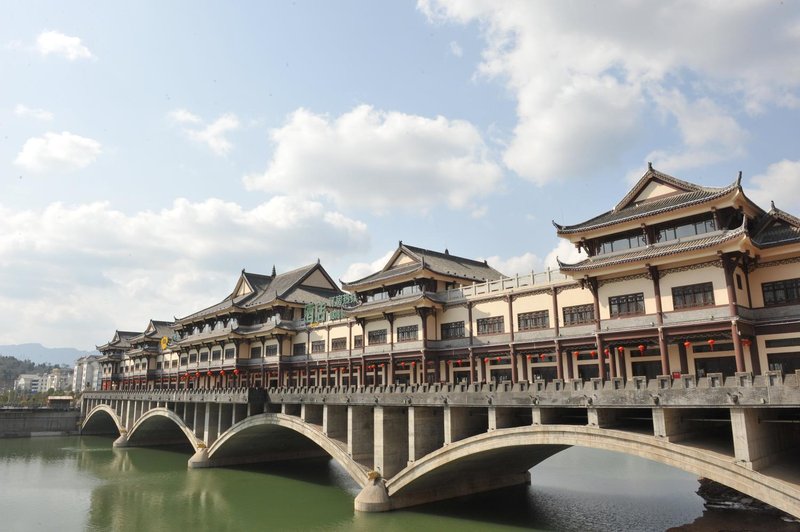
[437,269,570,302]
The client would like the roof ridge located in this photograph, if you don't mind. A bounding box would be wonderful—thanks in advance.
[402,243,490,266]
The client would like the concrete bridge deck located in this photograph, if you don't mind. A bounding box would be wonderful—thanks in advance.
[81,374,800,517]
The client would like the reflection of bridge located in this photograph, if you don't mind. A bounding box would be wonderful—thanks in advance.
[82,373,800,516]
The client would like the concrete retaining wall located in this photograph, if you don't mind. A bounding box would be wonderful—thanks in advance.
[0,409,80,438]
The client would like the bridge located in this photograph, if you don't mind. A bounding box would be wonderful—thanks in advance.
[81,371,800,517]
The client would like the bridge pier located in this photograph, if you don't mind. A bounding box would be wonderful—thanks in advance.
[653,408,694,442]
[323,405,347,441]
[445,406,487,444]
[409,406,443,462]
[731,408,795,470]
[348,406,374,468]
[204,403,219,446]
[374,406,408,478]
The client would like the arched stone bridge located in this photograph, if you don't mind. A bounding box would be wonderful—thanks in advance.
[81,372,800,516]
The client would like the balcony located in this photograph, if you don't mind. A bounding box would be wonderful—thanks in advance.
[437,270,570,303]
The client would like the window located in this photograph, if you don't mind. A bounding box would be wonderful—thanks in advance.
[311,341,325,353]
[609,293,645,317]
[224,347,235,359]
[331,337,347,351]
[366,291,389,303]
[477,316,504,335]
[156,361,162,369]
[736,274,743,290]
[563,304,594,326]
[441,321,465,339]
[189,353,197,363]
[765,337,800,348]
[763,278,800,306]
[354,335,363,348]
[265,344,278,356]
[397,325,418,342]
[672,282,715,309]
[250,345,262,358]
[657,216,716,243]
[212,349,221,361]
[368,329,387,345]
[180,355,188,366]
[292,343,306,356]
[518,310,549,331]
[398,284,422,297]
[200,351,209,362]
[599,231,647,254]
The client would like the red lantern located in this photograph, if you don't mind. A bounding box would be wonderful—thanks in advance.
[539,354,545,360]
[604,348,610,355]
[400,361,406,368]
[457,359,462,366]
[742,338,752,347]
[495,356,501,362]
[207,370,212,376]
[683,341,692,348]
[233,369,240,375]
[220,370,225,375]
[412,361,416,366]
[195,371,201,377]
[573,351,580,357]
[617,346,625,353]
[590,350,597,357]
[708,339,715,350]
[638,344,645,353]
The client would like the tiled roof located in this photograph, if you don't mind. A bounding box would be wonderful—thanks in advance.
[345,292,434,315]
[342,243,504,289]
[178,263,342,321]
[554,169,740,235]
[752,204,800,248]
[558,223,748,272]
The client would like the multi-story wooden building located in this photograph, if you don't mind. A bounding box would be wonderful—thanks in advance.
[98,166,800,390]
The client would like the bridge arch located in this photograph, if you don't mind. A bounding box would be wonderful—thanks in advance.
[126,408,200,451]
[207,413,369,487]
[82,404,123,435]
[386,425,800,516]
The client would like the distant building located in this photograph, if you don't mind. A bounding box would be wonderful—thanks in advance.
[42,367,73,392]
[15,374,42,393]
[73,355,102,391]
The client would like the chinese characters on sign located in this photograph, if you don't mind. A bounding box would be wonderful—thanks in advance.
[303,294,358,323]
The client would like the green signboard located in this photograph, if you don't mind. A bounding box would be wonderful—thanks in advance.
[303,294,358,324]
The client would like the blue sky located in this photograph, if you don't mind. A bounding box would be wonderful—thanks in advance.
[2,1,799,350]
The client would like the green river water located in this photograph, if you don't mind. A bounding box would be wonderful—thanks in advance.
[0,436,795,532]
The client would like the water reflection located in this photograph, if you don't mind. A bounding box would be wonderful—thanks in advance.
[0,437,795,532]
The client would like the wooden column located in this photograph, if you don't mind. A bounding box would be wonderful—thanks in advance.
[554,340,563,381]
[649,265,670,376]
[722,253,745,372]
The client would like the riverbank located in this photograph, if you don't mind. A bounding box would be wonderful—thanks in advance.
[0,408,79,438]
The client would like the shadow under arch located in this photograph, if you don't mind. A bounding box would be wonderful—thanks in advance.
[126,408,200,451]
[207,413,370,488]
[82,405,123,436]
[385,425,800,517]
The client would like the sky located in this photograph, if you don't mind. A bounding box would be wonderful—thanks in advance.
[2,1,800,350]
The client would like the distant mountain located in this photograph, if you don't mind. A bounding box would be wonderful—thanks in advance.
[0,344,97,366]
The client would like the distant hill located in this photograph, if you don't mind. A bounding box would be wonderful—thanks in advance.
[0,355,59,391]
[0,344,97,366]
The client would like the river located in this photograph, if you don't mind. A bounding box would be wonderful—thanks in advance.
[0,436,795,531]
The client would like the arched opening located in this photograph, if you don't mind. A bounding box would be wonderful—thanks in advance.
[82,407,121,436]
[126,410,196,452]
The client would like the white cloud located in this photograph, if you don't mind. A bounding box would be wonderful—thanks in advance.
[169,109,240,156]
[14,104,54,121]
[0,197,369,348]
[14,131,101,173]
[341,249,395,283]
[747,160,800,212]
[244,104,502,214]
[449,40,463,57]
[36,30,94,60]
[168,108,202,125]
[419,1,800,183]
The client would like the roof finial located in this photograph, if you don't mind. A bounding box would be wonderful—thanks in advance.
[647,161,653,171]
[771,200,776,211]
[444,248,449,255]
[317,257,320,264]
[737,170,743,185]
[242,267,245,273]
[271,265,276,276]
[399,240,403,247]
